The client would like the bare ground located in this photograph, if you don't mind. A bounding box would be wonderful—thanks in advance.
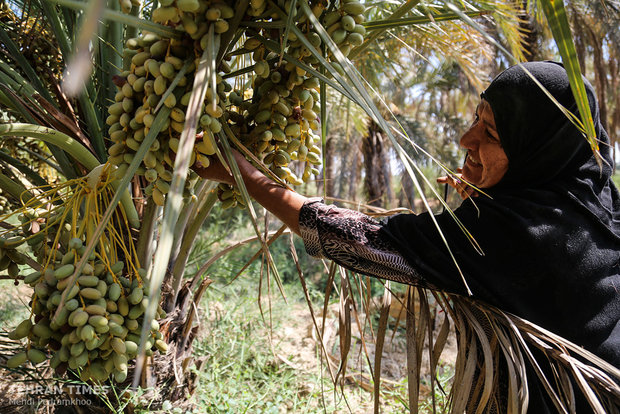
[242,298,458,413]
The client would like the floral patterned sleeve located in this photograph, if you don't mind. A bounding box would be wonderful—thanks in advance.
[298,198,425,286]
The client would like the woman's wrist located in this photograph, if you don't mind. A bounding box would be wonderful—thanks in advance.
[194,149,307,234]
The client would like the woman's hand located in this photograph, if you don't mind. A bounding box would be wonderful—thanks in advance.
[192,149,251,185]
[437,168,478,200]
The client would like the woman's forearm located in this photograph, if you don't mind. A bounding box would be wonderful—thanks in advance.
[238,160,307,235]
[194,150,307,235]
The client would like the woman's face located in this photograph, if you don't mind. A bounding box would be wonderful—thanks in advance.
[459,100,509,188]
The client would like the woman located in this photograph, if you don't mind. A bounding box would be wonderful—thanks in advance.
[195,61,620,411]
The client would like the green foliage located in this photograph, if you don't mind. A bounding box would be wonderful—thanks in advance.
[538,0,599,156]
[0,279,30,328]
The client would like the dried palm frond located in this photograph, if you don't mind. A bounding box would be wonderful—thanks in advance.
[303,260,620,413]
[399,287,620,413]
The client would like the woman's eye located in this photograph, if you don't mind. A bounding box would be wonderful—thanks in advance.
[471,113,479,126]
[486,130,500,143]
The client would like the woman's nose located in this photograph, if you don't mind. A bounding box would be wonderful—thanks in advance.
[459,125,481,150]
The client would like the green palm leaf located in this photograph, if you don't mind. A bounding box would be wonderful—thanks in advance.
[539,0,601,165]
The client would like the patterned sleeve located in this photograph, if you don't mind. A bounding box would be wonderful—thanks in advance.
[298,198,426,286]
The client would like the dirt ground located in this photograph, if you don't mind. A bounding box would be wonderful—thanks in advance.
[259,298,458,413]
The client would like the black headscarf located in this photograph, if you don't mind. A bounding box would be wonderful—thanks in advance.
[380,62,620,369]
[482,61,619,238]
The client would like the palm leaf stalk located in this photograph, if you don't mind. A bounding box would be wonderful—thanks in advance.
[362,10,492,30]
[132,33,219,388]
[47,0,182,38]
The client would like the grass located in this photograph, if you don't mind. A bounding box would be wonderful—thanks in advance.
[0,279,31,331]
[181,205,458,412]
[187,260,453,413]
[190,268,349,413]
[192,293,314,413]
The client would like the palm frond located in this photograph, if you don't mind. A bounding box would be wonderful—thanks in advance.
[449,295,620,413]
[347,284,620,413]
[538,0,601,164]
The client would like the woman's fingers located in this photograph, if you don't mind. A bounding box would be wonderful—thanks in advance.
[436,173,464,187]
[457,185,477,200]
[191,154,234,184]
[191,161,210,179]
[436,173,477,200]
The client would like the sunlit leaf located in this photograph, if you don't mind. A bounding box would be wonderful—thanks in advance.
[538,0,601,165]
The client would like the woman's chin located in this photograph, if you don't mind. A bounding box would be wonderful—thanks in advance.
[461,166,481,186]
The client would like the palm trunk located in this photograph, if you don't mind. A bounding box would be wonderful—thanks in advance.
[518,3,540,62]
[336,138,350,200]
[347,139,361,202]
[325,136,336,198]
[399,172,416,213]
[362,119,390,207]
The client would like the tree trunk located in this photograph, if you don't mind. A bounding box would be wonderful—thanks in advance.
[609,57,619,170]
[325,136,336,198]
[336,138,351,200]
[382,154,393,209]
[518,3,540,62]
[398,172,416,213]
[362,119,390,207]
[348,140,361,202]
[587,28,609,132]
